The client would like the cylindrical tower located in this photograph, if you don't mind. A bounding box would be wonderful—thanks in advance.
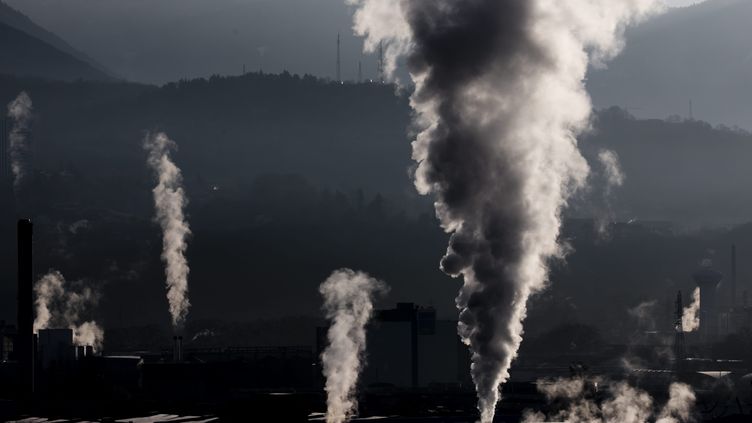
[693,267,723,343]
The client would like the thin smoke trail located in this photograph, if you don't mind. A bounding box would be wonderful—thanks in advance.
[319,269,388,423]
[6,91,33,188]
[33,270,105,351]
[346,1,660,421]
[595,148,626,236]
[144,132,191,329]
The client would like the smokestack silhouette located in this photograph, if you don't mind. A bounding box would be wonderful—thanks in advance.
[347,1,659,420]
[319,269,387,423]
[17,218,34,397]
[173,336,183,362]
[674,291,686,363]
[144,132,192,330]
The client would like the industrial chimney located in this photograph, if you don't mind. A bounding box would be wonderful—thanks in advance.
[693,266,723,343]
[17,219,33,397]
[173,335,183,362]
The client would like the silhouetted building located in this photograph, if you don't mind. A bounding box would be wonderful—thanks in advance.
[38,329,74,369]
[693,266,722,342]
[362,303,469,389]
[0,321,15,361]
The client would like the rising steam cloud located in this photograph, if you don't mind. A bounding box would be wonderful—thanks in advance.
[144,132,191,329]
[595,149,626,236]
[347,0,659,420]
[34,270,105,351]
[319,269,388,423]
[522,377,696,423]
[682,287,700,332]
[6,91,33,188]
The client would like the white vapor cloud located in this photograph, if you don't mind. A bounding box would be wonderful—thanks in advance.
[319,268,388,423]
[144,132,191,329]
[346,1,660,421]
[33,270,105,351]
[682,287,700,332]
[523,377,696,423]
[6,91,33,188]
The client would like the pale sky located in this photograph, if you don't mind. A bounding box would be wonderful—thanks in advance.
[5,0,711,84]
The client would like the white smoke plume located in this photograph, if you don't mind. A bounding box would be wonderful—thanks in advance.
[319,268,388,423]
[522,377,696,423]
[347,1,660,421]
[33,270,105,351]
[144,132,191,329]
[595,149,626,236]
[656,382,697,423]
[6,91,33,188]
[682,287,700,332]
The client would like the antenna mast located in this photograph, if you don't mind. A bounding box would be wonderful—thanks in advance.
[336,33,342,83]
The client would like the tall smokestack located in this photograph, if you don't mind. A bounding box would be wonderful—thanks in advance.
[673,291,686,364]
[173,335,183,362]
[731,244,737,308]
[17,218,33,397]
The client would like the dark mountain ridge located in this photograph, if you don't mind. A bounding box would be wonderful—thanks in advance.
[0,0,114,78]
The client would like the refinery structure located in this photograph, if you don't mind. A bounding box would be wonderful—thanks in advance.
[1,218,752,421]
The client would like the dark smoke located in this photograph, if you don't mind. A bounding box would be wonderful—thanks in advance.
[348,1,660,420]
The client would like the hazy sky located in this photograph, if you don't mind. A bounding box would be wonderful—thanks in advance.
[6,0,378,84]
[5,0,708,84]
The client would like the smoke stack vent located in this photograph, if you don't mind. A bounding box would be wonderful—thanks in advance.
[17,219,34,397]
[173,336,183,362]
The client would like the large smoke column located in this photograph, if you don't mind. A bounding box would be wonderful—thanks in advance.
[6,91,33,188]
[33,270,105,350]
[319,269,388,423]
[682,287,700,332]
[144,132,191,329]
[347,1,659,420]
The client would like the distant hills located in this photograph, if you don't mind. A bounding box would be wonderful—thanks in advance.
[0,72,750,330]
[0,1,112,81]
[589,0,752,129]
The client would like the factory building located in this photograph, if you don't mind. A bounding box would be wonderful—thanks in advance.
[693,266,723,342]
[37,328,75,369]
[357,303,470,389]
[0,321,16,362]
